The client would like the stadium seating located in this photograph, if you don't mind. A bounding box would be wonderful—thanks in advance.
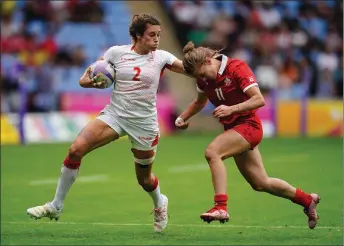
[1,0,131,109]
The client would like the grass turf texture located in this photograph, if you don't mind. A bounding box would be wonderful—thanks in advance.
[1,135,342,245]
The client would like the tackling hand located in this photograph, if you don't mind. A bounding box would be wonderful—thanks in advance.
[175,117,189,130]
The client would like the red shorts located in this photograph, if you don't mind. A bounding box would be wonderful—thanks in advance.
[223,115,263,149]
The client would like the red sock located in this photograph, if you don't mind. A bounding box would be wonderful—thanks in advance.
[214,194,228,210]
[64,156,81,169]
[142,175,159,192]
[292,189,312,208]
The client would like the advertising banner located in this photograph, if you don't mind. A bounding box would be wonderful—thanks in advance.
[60,92,112,112]
[60,92,177,134]
[1,99,341,145]
[1,91,177,144]
[306,100,343,137]
[256,95,275,137]
[276,100,343,137]
[0,114,20,145]
[277,101,301,136]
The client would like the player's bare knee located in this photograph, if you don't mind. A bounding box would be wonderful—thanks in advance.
[68,141,87,160]
[250,180,269,192]
[205,147,220,163]
[131,148,155,159]
[251,184,264,192]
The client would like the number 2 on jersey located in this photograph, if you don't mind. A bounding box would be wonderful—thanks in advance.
[133,67,141,81]
[215,88,225,100]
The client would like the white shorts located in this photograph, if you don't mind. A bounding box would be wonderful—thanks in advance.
[96,106,160,151]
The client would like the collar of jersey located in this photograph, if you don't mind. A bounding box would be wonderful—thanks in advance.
[216,54,228,75]
[130,45,153,55]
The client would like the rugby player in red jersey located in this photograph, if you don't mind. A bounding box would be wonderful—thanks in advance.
[175,41,320,229]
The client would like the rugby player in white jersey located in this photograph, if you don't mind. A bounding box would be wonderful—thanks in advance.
[26,13,185,233]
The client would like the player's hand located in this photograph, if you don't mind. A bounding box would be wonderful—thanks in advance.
[80,67,107,89]
[213,105,235,118]
[175,117,189,130]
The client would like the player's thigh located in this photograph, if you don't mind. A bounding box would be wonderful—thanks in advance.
[124,120,159,161]
[233,147,268,186]
[129,128,159,177]
[72,119,120,155]
[207,129,251,160]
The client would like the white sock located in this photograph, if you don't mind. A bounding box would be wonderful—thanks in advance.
[148,183,163,208]
[51,165,78,209]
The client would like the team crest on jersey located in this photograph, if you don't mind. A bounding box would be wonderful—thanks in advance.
[148,53,154,62]
[224,77,232,85]
[147,54,160,68]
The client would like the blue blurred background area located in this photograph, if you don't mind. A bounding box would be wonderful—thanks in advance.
[0,0,343,145]
[1,0,132,113]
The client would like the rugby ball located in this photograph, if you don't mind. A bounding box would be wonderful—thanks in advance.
[89,60,116,88]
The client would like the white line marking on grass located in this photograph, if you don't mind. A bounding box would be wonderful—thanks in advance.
[29,175,109,186]
[169,164,208,173]
[4,221,342,230]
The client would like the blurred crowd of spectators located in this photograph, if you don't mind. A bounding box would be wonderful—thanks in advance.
[1,0,171,114]
[164,0,343,99]
[1,0,105,113]
[1,1,342,114]
[1,0,104,66]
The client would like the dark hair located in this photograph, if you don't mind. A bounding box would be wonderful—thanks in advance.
[129,13,160,42]
[182,41,220,75]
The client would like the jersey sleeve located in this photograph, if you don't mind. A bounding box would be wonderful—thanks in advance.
[103,45,123,64]
[234,62,258,93]
[160,50,178,66]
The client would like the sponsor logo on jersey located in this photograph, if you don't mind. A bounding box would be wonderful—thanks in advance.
[139,136,154,141]
[120,57,136,61]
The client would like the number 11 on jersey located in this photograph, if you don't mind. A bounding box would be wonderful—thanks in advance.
[215,88,225,100]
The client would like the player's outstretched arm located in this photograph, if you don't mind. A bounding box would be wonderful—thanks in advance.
[175,92,208,130]
[169,60,194,78]
[213,86,265,118]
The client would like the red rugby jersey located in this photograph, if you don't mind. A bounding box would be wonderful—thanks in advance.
[196,55,259,125]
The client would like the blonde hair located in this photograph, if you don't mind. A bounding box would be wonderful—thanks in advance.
[182,41,221,75]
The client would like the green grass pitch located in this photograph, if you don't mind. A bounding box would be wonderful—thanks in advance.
[1,135,343,245]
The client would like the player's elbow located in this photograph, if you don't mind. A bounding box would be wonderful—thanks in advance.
[195,99,208,109]
[257,95,265,108]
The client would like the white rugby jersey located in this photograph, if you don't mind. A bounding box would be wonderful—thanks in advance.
[103,44,178,119]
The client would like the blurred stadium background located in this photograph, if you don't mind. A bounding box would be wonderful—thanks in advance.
[1,0,342,143]
[1,1,343,245]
